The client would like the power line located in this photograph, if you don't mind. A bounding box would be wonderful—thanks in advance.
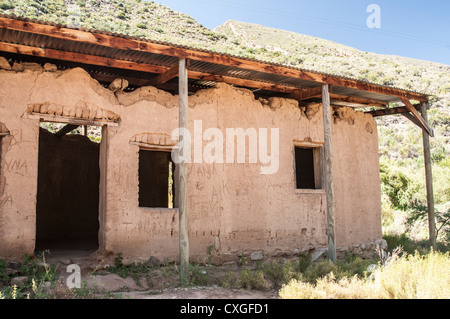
[184,0,450,47]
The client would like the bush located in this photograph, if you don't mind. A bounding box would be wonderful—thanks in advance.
[0,251,59,299]
[189,264,210,286]
[261,261,301,288]
[108,253,151,287]
[237,268,269,290]
[280,274,371,299]
[136,22,147,29]
[279,251,450,299]
[0,2,14,10]
[371,251,450,298]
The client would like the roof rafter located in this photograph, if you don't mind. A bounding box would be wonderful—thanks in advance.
[0,41,167,73]
[0,41,303,95]
[401,97,434,136]
[329,94,387,108]
[0,16,428,103]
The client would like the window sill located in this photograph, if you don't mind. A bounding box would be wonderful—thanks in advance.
[295,189,326,195]
[139,207,178,211]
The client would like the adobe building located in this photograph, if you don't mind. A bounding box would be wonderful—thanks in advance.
[0,15,433,265]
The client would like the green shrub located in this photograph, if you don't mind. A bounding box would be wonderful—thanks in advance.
[371,251,450,298]
[189,264,210,286]
[219,271,237,289]
[0,2,14,10]
[280,251,450,299]
[237,268,269,290]
[296,253,313,273]
[136,22,147,29]
[261,261,285,288]
[108,253,151,287]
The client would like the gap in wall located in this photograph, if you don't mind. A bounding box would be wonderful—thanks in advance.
[35,123,101,257]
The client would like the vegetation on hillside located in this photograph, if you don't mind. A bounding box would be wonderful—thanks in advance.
[0,0,449,289]
[0,0,230,48]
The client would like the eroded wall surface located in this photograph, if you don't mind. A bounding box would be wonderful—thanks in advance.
[0,63,382,261]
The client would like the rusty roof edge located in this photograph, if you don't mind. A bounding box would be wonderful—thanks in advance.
[0,13,429,98]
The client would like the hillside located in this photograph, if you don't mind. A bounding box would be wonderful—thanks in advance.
[0,0,229,47]
[1,1,448,156]
[1,0,449,238]
[215,20,449,161]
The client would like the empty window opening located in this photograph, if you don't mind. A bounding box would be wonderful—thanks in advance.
[295,146,322,190]
[139,149,175,208]
[35,122,102,255]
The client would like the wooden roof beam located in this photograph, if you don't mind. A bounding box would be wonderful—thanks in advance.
[329,94,387,108]
[0,41,303,94]
[290,87,323,100]
[0,16,428,102]
[289,87,389,108]
[365,106,410,117]
[188,70,300,94]
[365,103,434,137]
[0,41,167,74]
[0,41,396,107]
[152,63,179,85]
[401,97,434,137]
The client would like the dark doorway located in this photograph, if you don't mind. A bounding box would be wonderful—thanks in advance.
[35,124,100,255]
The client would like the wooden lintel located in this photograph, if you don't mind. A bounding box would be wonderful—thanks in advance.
[27,113,119,127]
[0,16,428,102]
[401,98,434,137]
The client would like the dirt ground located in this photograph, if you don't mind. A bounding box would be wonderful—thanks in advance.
[43,250,281,299]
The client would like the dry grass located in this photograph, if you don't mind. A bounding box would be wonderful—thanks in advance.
[279,250,450,299]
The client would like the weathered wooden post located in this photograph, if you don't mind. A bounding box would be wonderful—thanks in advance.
[420,101,436,250]
[178,58,190,284]
[322,84,336,264]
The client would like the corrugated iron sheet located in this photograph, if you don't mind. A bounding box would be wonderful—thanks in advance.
[0,13,427,105]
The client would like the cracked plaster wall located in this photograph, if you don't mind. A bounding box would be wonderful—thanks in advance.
[0,63,382,261]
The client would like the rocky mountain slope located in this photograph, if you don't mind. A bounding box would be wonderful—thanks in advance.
[0,0,448,161]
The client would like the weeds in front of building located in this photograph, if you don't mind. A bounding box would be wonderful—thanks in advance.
[1,236,449,299]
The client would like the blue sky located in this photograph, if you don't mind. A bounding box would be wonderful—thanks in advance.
[152,0,450,65]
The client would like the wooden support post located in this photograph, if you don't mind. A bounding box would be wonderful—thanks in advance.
[98,125,108,252]
[178,58,190,284]
[322,84,336,264]
[420,102,437,250]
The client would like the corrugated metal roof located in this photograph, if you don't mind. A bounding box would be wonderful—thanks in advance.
[0,13,427,106]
